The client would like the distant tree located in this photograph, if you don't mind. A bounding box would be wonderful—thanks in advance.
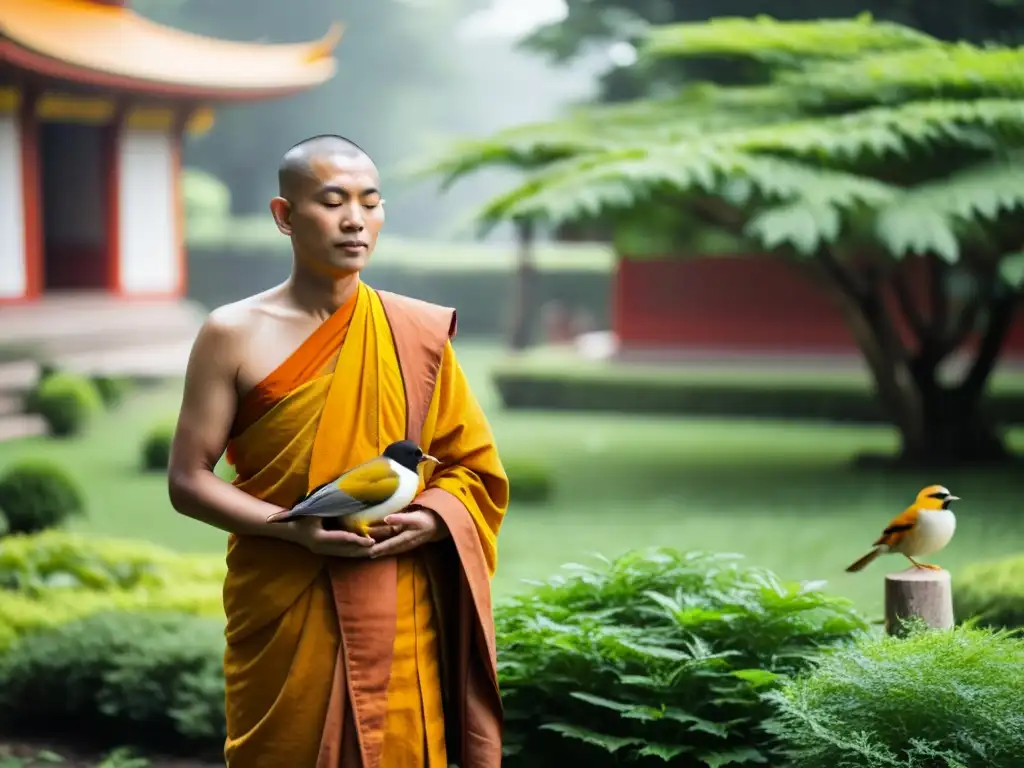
[420,16,1024,466]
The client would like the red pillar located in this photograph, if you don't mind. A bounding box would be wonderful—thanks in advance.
[19,88,42,300]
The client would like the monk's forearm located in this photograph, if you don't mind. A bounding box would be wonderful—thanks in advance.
[168,470,290,540]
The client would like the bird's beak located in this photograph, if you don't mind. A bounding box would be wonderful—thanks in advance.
[947,495,960,501]
[420,454,441,465]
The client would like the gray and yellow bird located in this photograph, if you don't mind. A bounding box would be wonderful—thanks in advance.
[266,440,439,534]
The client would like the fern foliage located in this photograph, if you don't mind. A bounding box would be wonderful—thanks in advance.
[497,549,869,768]
[641,14,938,65]
[765,622,1024,768]
[422,16,1024,270]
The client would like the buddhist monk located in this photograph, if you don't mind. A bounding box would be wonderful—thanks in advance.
[167,134,508,768]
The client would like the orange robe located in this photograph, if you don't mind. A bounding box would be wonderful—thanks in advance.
[223,282,507,767]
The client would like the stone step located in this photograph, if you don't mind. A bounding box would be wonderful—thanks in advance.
[0,413,47,443]
[0,294,204,362]
[54,339,193,378]
[0,395,22,417]
[0,362,39,393]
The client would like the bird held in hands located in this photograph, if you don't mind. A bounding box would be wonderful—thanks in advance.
[846,485,959,573]
[265,440,440,534]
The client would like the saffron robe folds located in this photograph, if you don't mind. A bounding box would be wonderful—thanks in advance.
[222,283,507,768]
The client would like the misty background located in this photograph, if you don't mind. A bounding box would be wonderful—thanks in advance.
[135,0,603,241]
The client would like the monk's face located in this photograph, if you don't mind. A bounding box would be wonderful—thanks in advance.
[274,152,385,277]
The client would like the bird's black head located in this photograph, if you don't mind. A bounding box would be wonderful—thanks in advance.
[383,440,439,473]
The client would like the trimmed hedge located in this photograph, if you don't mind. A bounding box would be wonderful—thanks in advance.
[141,422,175,473]
[28,372,104,437]
[505,458,555,504]
[92,375,134,409]
[0,459,86,535]
[492,361,1024,423]
[0,611,226,753]
[953,553,1024,629]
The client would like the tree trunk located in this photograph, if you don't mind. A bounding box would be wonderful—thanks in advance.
[507,220,537,351]
[811,253,1017,468]
[895,382,1009,466]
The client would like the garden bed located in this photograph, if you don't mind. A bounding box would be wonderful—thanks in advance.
[491,351,1024,423]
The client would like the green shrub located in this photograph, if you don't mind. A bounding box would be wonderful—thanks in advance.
[0,460,85,535]
[953,553,1024,629]
[496,549,870,767]
[0,530,224,596]
[92,375,134,409]
[141,422,175,472]
[0,611,227,753]
[29,372,103,437]
[506,458,554,504]
[765,621,1024,767]
[0,531,225,651]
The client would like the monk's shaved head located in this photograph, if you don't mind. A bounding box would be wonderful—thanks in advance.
[277,134,375,199]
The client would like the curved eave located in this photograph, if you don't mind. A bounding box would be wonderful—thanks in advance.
[0,0,339,102]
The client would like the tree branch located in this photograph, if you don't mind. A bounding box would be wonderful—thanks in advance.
[928,255,950,338]
[943,287,984,356]
[960,288,1016,405]
[689,196,747,234]
[817,247,869,302]
[892,264,930,351]
[805,248,924,448]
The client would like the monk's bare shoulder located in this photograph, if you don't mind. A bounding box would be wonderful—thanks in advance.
[189,288,289,379]
[207,286,298,343]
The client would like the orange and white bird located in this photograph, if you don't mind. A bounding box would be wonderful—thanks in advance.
[845,485,959,573]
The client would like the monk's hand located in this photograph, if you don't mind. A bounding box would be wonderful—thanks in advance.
[283,517,375,558]
[368,509,449,559]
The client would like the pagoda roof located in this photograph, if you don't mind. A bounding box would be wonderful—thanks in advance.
[0,0,339,101]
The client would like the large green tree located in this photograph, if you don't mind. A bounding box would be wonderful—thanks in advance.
[422,16,1024,466]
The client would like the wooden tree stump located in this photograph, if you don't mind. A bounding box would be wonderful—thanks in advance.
[884,567,954,636]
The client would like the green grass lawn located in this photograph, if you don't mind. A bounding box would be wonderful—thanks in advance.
[2,340,1022,621]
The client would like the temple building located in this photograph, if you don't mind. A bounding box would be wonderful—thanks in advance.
[0,0,339,303]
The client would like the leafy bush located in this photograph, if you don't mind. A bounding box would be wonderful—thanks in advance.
[29,372,103,437]
[92,375,134,409]
[952,554,1024,629]
[0,531,225,651]
[0,611,227,753]
[506,458,554,504]
[140,422,175,472]
[0,530,224,595]
[0,460,85,535]
[496,549,870,767]
[765,621,1024,767]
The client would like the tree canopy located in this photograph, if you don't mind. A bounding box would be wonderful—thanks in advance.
[420,15,1024,465]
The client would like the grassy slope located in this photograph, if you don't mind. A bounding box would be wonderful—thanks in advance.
[1,340,1020,620]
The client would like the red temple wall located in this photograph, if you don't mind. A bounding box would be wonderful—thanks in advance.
[613,255,1024,358]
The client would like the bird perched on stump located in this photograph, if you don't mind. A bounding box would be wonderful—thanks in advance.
[266,440,439,534]
[846,485,959,573]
